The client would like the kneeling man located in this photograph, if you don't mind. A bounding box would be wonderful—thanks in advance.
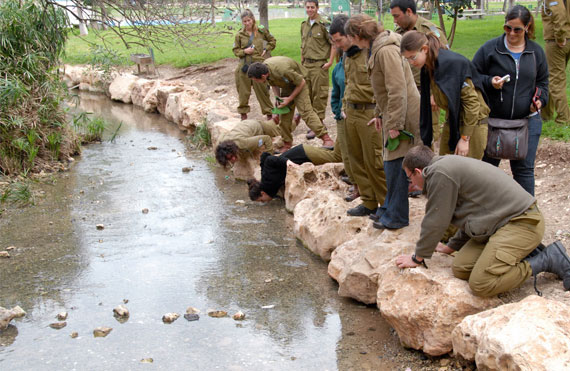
[396,145,570,297]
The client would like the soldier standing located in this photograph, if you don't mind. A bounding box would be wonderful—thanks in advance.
[541,0,570,124]
[232,9,276,121]
[300,0,335,139]
[390,0,448,147]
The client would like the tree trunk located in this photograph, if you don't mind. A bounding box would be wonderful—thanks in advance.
[435,0,446,37]
[259,0,269,29]
[210,0,215,25]
[78,6,88,36]
[502,0,507,12]
[447,8,458,47]
[358,0,362,14]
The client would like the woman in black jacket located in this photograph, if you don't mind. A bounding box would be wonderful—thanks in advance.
[472,5,549,196]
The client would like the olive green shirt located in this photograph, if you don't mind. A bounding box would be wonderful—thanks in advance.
[431,78,490,137]
[218,119,280,154]
[343,49,375,104]
[300,15,331,61]
[233,26,276,63]
[395,16,448,87]
[264,56,307,90]
[542,0,570,43]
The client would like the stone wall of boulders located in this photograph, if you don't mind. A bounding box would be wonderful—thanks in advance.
[58,66,570,368]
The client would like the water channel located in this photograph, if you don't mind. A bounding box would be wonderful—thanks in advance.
[0,93,432,370]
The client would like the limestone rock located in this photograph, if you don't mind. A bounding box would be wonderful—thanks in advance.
[70,332,78,338]
[293,190,368,261]
[131,79,157,108]
[232,311,246,320]
[156,84,185,115]
[452,295,570,370]
[93,326,113,337]
[49,322,67,329]
[207,309,227,318]
[0,306,26,331]
[0,251,10,258]
[186,307,200,314]
[113,305,129,318]
[109,74,138,104]
[96,224,104,230]
[284,162,347,212]
[162,313,180,323]
[61,65,84,87]
[56,312,68,320]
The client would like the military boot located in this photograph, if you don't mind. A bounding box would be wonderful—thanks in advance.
[319,133,334,148]
[526,241,570,291]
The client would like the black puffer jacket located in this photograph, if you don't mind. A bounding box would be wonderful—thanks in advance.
[472,34,549,120]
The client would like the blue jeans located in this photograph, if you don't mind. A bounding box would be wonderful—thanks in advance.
[483,115,542,196]
[375,157,409,229]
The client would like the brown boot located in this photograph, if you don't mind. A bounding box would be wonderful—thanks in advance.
[240,113,248,120]
[319,133,334,148]
[275,142,292,154]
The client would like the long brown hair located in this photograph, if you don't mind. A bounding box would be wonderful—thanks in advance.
[344,14,384,41]
[241,9,258,36]
[400,31,444,74]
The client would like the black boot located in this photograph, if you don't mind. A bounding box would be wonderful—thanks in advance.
[525,242,546,259]
[526,241,570,293]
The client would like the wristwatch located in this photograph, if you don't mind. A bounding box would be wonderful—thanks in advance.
[461,135,470,142]
[411,254,428,269]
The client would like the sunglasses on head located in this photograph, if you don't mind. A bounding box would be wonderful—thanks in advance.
[503,24,525,34]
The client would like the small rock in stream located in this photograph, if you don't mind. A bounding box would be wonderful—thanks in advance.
[0,306,26,330]
[56,312,68,320]
[142,208,149,214]
[162,313,180,323]
[232,311,246,321]
[261,305,275,309]
[6,246,15,251]
[0,251,10,258]
[182,167,193,173]
[235,200,245,205]
[186,306,200,314]
[207,309,227,318]
[49,322,67,329]
[123,299,129,304]
[184,313,200,321]
[141,358,154,363]
[93,327,113,337]
[147,146,158,150]
[96,224,104,230]
[113,305,129,318]
[70,332,78,338]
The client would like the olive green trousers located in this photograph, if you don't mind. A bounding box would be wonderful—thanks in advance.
[279,85,326,143]
[542,40,570,124]
[235,65,273,115]
[303,61,330,120]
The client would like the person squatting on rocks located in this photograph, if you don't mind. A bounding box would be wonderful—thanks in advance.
[396,145,570,297]
[540,0,570,124]
[215,119,281,168]
[329,14,359,203]
[332,16,387,217]
[232,9,276,121]
[247,57,335,153]
[400,31,490,159]
[346,14,421,230]
[301,0,335,139]
[390,0,448,149]
[247,143,342,202]
[472,5,549,197]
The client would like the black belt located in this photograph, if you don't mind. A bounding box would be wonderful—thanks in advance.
[304,58,327,64]
[347,102,376,110]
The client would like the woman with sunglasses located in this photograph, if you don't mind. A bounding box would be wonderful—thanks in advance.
[472,5,549,196]
[400,31,490,160]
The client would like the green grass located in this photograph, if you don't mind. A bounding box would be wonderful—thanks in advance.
[63,13,569,140]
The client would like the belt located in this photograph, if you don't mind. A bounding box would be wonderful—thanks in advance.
[347,102,376,110]
[304,58,327,64]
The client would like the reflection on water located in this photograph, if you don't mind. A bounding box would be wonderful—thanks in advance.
[0,92,411,370]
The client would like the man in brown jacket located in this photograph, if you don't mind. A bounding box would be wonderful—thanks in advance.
[396,145,570,297]
[541,0,570,124]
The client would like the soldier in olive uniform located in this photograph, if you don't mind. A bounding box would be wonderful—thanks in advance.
[232,9,276,121]
[301,0,335,123]
[541,0,570,124]
[247,57,334,153]
[391,0,448,146]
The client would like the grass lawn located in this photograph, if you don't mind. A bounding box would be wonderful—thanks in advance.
[63,13,569,140]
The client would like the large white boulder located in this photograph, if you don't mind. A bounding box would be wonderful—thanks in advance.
[109,74,138,103]
[0,306,26,331]
[452,295,570,370]
[131,79,157,108]
[156,83,185,115]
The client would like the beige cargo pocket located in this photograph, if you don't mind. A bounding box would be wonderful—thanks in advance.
[374,147,384,170]
[485,249,518,276]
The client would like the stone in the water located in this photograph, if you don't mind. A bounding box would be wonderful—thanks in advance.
[233,311,246,321]
[186,306,200,314]
[49,322,67,329]
[261,305,275,309]
[70,332,78,338]
[182,167,193,173]
[207,309,227,318]
[147,146,158,150]
[162,313,180,323]
[113,305,129,318]
[123,299,129,304]
[96,224,104,230]
[184,313,199,321]
[0,251,10,258]
[142,208,149,214]
[93,327,112,337]
[235,200,245,205]
[6,246,15,251]
[56,312,68,320]
[0,306,26,330]
[141,358,154,363]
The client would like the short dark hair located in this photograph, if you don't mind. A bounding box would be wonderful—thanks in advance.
[305,0,319,7]
[402,145,435,171]
[330,14,349,36]
[389,0,416,14]
[247,62,269,79]
[247,178,263,201]
[215,140,239,168]
[505,5,535,39]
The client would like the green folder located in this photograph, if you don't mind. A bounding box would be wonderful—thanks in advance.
[385,130,414,151]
